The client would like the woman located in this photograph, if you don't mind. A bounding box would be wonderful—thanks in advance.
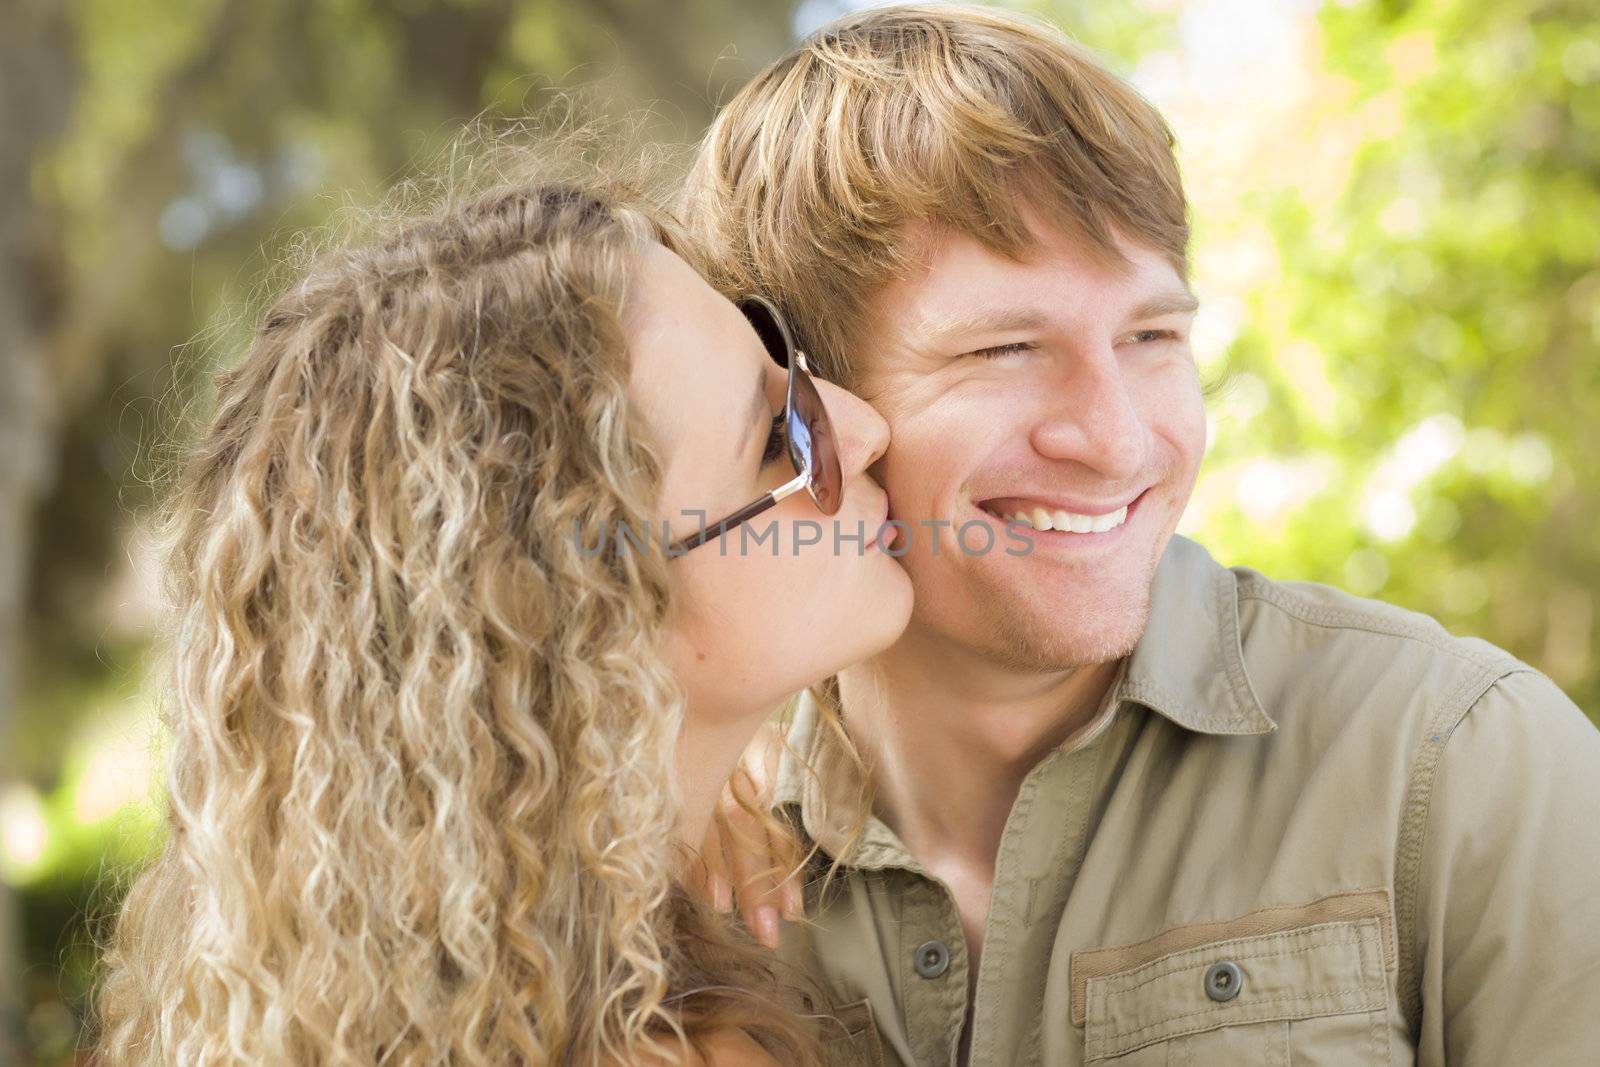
[94,147,912,1065]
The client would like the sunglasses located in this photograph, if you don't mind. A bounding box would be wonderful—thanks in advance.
[670,295,842,554]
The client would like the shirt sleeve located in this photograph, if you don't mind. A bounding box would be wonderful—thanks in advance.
[1413,668,1600,1065]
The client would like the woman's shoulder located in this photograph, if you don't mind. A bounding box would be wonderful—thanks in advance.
[606,1028,781,1067]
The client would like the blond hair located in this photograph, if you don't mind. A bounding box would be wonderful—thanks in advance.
[682,2,1189,389]
[95,133,825,1066]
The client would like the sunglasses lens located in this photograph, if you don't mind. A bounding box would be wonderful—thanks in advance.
[788,366,841,514]
[740,297,843,516]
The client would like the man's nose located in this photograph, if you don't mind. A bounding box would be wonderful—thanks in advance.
[1029,351,1150,480]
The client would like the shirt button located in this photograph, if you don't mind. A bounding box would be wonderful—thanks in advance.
[913,939,951,979]
[1204,960,1243,1002]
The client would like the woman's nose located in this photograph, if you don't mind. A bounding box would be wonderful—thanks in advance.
[814,378,890,476]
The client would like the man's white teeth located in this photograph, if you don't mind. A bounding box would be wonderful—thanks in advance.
[1005,505,1128,533]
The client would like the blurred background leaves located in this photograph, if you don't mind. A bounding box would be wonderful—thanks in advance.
[0,0,1594,1062]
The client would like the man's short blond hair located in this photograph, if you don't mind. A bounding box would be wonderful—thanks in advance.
[682,3,1189,387]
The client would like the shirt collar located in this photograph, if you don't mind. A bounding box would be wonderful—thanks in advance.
[772,534,1275,864]
[1120,534,1277,737]
[772,688,925,872]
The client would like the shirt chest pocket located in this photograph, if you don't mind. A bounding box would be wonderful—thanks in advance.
[1070,892,1396,1065]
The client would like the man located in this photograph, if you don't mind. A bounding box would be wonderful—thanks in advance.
[684,5,1600,1065]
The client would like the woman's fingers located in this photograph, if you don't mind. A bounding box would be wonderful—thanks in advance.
[708,717,809,946]
[717,780,784,949]
[770,819,805,923]
[694,814,734,913]
[740,723,808,923]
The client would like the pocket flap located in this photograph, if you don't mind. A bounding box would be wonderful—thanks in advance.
[1070,889,1394,1061]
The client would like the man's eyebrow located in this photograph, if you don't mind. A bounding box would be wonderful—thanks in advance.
[913,307,1051,347]
[740,368,770,461]
[1129,289,1200,320]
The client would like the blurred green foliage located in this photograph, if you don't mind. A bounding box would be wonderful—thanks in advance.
[1200,0,1600,717]
[1,0,1595,1063]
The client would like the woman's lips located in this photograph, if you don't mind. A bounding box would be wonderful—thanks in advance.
[870,493,894,551]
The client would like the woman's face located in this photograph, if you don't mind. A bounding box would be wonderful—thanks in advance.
[627,244,913,721]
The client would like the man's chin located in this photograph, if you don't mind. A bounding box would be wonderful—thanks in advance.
[988,602,1149,672]
[973,566,1156,671]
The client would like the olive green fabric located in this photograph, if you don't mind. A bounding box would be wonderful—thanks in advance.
[772,536,1600,1066]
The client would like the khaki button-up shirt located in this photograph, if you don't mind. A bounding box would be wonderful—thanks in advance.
[773,536,1600,1066]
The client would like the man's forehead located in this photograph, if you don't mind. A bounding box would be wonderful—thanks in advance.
[898,204,1169,280]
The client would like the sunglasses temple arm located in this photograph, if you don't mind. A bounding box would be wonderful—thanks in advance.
[669,492,783,554]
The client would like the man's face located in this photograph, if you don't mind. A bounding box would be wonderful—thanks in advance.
[854,209,1206,670]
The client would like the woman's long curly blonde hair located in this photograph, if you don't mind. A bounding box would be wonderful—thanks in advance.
[95,132,826,1066]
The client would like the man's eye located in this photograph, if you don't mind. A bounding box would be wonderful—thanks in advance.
[762,414,787,465]
[966,333,1181,358]
[968,341,1036,359]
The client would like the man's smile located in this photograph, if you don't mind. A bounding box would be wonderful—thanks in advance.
[975,491,1147,534]
[970,486,1151,543]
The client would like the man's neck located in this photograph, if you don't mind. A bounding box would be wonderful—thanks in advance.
[838,624,1122,874]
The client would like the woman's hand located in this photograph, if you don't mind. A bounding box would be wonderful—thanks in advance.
[692,721,805,949]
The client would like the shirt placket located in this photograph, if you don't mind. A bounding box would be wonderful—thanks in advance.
[963,706,1124,1066]
[888,865,971,1067]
